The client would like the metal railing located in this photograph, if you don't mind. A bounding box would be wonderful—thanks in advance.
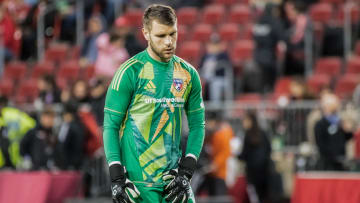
[36,3,56,61]
[0,33,4,77]
[37,1,85,61]
[205,100,320,148]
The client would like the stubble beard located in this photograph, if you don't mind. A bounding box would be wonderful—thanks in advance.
[149,37,173,62]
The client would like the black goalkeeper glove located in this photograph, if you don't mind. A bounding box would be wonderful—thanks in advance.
[163,156,197,203]
[109,164,140,203]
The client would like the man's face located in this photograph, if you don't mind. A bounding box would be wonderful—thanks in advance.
[40,114,54,129]
[143,20,177,62]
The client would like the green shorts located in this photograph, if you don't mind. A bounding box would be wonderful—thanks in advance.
[133,182,195,203]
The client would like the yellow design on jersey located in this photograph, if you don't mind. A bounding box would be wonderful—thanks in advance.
[139,135,166,168]
[130,94,155,143]
[116,60,138,91]
[139,62,154,79]
[151,110,169,143]
[112,58,135,90]
[144,156,167,178]
[170,62,191,98]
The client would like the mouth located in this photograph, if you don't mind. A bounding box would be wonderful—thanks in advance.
[164,48,174,54]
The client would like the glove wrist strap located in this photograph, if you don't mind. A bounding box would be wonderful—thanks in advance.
[179,156,197,180]
[109,164,126,183]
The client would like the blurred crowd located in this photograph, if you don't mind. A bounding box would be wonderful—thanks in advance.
[0,0,360,202]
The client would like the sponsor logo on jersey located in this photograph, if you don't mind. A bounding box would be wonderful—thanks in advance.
[173,78,183,92]
[144,97,185,108]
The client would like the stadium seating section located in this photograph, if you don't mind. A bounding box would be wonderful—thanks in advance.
[1,0,360,104]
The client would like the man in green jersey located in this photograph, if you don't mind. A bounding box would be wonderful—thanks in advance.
[103,4,205,203]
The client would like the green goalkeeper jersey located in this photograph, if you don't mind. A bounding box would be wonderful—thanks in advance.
[103,50,205,185]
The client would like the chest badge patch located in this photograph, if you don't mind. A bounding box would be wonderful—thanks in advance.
[173,78,183,92]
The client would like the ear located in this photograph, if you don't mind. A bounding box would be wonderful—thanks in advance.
[142,27,149,41]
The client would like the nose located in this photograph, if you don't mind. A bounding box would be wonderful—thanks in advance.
[164,35,172,46]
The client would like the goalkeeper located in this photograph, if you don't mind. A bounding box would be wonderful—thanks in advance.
[103,4,205,203]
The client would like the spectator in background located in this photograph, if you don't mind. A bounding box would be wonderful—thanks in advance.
[0,96,36,168]
[283,0,310,76]
[353,83,360,107]
[57,0,77,44]
[89,77,107,126]
[115,16,145,57]
[0,4,17,61]
[5,0,31,24]
[315,93,354,171]
[199,34,232,102]
[61,80,90,109]
[95,27,129,79]
[238,111,273,203]
[289,77,314,101]
[80,14,106,66]
[197,111,233,196]
[253,3,285,92]
[36,75,61,106]
[54,103,85,170]
[86,0,115,26]
[20,0,57,60]
[0,117,12,169]
[20,107,57,170]
[280,78,314,145]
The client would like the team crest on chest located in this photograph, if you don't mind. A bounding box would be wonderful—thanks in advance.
[173,78,183,92]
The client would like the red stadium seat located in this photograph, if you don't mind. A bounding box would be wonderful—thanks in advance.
[177,25,188,42]
[45,43,69,63]
[346,56,360,74]
[56,77,67,90]
[81,64,95,81]
[4,61,27,81]
[230,39,254,64]
[69,45,81,60]
[274,77,292,95]
[337,4,359,24]
[31,61,55,79]
[58,60,80,83]
[124,9,143,28]
[15,79,39,103]
[239,24,253,40]
[219,23,240,42]
[236,93,262,103]
[177,41,202,66]
[310,3,333,24]
[313,23,325,42]
[320,0,344,4]
[190,23,213,42]
[307,74,331,94]
[233,93,262,116]
[177,7,198,26]
[229,4,251,25]
[202,4,225,25]
[314,57,342,77]
[214,0,236,6]
[0,79,13,97]
[355,41,360,56]
[335,74,360,99]
[135,29,147,46]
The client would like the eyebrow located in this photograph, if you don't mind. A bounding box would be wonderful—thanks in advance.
[155,31,177,37]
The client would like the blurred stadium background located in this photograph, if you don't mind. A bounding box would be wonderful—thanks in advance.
[0,0,360,202]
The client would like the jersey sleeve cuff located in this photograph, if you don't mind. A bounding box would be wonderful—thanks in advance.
[109,161,122,166]
[185,153,198,161]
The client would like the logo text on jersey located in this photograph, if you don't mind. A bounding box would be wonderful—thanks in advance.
[173,78,183,92]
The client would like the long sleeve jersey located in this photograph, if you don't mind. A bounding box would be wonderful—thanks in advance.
[103,50,205,185]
